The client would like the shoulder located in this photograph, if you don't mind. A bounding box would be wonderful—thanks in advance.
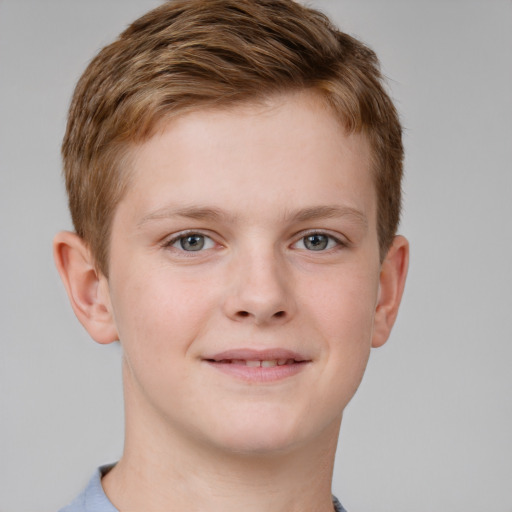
[332,495,349,512]
[58,465,117,512]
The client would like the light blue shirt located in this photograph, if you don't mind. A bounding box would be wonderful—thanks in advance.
[59,465,348,512]
[59,465,117,512]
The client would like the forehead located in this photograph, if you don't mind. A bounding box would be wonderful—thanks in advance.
[120,91,376,227]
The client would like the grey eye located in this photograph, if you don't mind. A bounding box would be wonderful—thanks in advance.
[303,234,329,251]
[168,232,216,252]
[166,232,215,252]
[179,234,206,251]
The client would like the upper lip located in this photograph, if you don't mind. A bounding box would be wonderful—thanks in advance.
[203,348,310,362]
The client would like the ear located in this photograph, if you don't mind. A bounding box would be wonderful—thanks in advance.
[372,235,409,348]
[53,231,118,344]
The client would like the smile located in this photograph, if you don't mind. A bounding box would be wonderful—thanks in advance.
[203,349,311,383]
[209,358,299,367]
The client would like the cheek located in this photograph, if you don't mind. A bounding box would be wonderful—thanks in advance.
[300,266,379,406]
[109,269,219,411]
[109,264,218,360]
[302,264,379,343]
[315,290,375,380]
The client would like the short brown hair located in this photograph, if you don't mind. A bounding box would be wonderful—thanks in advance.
[62,0,403,275]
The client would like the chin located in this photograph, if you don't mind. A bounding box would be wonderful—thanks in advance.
[202,412,320,457]
[216,433,301,457]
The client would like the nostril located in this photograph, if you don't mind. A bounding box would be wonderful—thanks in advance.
[233,310,287,321]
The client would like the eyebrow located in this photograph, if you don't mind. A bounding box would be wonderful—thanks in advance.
[288,205,368,227]
[138,206,230,226]
[138,204,368,227]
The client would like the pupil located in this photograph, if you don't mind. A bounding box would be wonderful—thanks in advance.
[305,234,328,251]
[181,235,204,251]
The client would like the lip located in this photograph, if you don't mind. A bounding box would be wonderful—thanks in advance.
[202,348,311,383]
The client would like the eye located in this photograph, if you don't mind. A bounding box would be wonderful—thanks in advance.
[294,233,341,251]
[169,233,215,252]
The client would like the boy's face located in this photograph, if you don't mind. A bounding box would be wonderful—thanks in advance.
[101,92,399,454]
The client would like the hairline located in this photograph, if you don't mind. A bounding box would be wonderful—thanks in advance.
[95,88,379,276]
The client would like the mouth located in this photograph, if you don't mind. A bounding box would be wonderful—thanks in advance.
[207,358,303,367]
[202,349,311,383]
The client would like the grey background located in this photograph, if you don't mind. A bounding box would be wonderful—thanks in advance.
[1,1,511,511]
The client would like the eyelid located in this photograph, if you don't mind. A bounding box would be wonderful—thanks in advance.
[162,229,219,250]
[291,229,348,250]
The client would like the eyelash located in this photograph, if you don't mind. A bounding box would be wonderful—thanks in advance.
[292,231,346,252]
[163,230,346,254]
[163,231,217,253]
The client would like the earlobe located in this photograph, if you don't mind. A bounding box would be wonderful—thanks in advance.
[53,231,118,344]
[371,235,409,348]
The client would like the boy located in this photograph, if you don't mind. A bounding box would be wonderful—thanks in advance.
[54,1,408,511]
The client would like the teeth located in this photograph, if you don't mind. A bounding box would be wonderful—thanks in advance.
[243,360,286,367]
[215,359,297,367]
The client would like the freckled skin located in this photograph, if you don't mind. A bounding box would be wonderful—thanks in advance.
[106,93,383,456]
[54,90,408,511]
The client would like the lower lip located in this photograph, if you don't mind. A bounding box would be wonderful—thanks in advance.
[204,361,310,383]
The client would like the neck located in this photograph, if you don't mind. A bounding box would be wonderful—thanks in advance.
[103,361,341,512]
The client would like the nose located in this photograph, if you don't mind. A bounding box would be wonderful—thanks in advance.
[222,249,295,326]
